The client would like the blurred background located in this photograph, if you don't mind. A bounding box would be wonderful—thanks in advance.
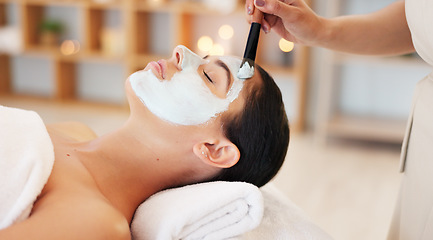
[0,0,431,239]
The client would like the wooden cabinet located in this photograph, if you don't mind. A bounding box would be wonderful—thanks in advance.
[0,1,10,93]
[0,0,310,131]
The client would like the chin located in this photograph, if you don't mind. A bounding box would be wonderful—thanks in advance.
[124,77,141,110]
[124,77,156,123]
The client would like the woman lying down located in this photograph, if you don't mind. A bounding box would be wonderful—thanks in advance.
[0,45,289,239]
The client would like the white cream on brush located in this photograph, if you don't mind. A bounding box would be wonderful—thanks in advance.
[237,61,255,79]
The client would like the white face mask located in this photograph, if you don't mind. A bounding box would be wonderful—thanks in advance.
[129,45,244,126]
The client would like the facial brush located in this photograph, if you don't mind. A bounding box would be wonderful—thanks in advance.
[237,10,264,79]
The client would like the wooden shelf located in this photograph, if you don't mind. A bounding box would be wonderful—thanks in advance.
[21,0,84,7]
[21,45,128,63]
[259,64,295,76]
[134,1,187,13]
[84,1,123,9]
[134,1,243,15]
[132,53,167,69]
[0,54,11,94]
[326,115,407,143]
[1,0,310,130]
[334,53,428,68]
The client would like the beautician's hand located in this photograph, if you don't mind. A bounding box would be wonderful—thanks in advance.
[245,0,414,55]
[245,0,327,46]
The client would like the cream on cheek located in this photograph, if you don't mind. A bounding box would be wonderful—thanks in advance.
[129,46,244,126]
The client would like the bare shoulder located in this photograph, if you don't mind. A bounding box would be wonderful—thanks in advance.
[47,121,98,142]
[0,192,131,240]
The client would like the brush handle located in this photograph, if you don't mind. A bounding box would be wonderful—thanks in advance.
[252,8,264,24]
[242,22,261,61]
[242,9,264,61]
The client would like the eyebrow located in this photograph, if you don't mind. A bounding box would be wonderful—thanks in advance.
[217,60,232,92]
[203,56,232,93]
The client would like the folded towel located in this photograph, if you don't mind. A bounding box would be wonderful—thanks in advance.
[241,184,333,240]
[0,106,54,229]
[131,181,264,240]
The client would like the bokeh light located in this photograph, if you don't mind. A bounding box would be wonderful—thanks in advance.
[197,36,213,52]
[60,40,80,55]
[218,25,234,40]
[209,44,224,55]
[279,38,294,52]
[148,0,164,6]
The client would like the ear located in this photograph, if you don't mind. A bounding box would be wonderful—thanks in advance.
[193,139,240,168]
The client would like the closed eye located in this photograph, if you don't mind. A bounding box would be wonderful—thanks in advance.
[203,71,214,83]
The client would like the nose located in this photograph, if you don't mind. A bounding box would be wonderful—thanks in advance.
[171,46,183,71]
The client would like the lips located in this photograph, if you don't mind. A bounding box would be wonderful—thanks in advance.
[145,60,166,79]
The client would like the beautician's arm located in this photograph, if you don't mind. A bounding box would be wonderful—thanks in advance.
[246,0,414,55]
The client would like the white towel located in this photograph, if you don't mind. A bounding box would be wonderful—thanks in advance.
[241,184,334,240]
[131,181,264,240]
[0,106,54,229]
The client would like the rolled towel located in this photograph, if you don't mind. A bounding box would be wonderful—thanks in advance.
[0,106,54,229]
[131,181,264,240]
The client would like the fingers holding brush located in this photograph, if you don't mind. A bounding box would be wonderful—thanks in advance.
[245,0,269,32]
[251,4,264,23]
[245,0,326,45]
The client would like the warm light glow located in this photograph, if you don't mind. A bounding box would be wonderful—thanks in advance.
[218,25,234,40]
[148,0,164,6]
[279,38,294,52]
[197,36,213,52]
[60,40,80,55]
[209,44,224,55]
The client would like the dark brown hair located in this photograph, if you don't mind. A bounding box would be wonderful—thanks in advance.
[210,64,290,187]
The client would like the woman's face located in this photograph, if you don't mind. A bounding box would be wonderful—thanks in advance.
[128,45,258,126]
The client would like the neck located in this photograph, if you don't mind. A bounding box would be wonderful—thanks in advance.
[74,125,182,223]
